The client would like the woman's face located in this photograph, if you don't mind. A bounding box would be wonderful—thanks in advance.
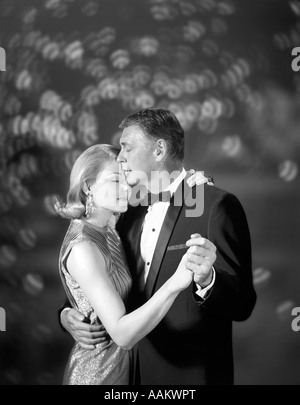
[90,160,129,214]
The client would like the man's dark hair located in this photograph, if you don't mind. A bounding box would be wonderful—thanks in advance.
[119,108,184,162]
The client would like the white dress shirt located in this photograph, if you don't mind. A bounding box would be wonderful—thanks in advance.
[140,168,215,298]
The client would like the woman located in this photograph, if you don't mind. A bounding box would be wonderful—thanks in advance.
[55,144,201,385]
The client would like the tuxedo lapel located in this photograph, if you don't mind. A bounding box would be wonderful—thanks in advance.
[129,205,148,279]
[144,175,193,298]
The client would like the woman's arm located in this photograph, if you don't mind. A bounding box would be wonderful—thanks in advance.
[67,241,192,350]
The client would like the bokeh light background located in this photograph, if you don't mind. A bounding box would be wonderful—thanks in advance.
[0,0,300,385]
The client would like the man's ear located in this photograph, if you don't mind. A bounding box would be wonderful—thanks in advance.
[154,139,167,161]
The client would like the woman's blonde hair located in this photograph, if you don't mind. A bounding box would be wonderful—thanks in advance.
[55,144,120,219]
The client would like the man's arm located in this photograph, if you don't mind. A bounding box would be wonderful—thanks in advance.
[58,298,109,349]
[58,298,71,332]
[198,192,257,321]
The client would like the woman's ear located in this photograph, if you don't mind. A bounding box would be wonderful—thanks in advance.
[82,181,90,195]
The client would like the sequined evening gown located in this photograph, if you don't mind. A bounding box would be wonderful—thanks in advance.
[58,219,133,385]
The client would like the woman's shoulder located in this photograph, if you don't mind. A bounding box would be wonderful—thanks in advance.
[68,238,105,262]
[71,220,111,262]
[70,219,107,241]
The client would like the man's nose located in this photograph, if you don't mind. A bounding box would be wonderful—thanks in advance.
[116,151,124,163]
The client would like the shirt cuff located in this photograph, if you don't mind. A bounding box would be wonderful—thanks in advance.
[195,267,216,298]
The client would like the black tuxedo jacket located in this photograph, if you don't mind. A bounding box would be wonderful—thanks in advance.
[117,178,257,385]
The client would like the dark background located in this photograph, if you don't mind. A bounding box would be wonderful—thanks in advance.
[0,0,299,385]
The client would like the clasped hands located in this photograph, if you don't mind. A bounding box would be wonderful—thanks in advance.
[185,233,217,288]
[61,233,217,350]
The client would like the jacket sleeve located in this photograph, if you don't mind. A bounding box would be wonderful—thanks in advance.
[200,192,257,321]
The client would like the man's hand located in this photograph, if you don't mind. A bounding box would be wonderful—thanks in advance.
[61,308,109,350]
[186,233,217,287]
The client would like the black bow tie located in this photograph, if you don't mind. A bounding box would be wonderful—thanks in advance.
[145,190,172,205]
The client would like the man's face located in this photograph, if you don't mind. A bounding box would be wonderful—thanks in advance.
[117,125,157,188]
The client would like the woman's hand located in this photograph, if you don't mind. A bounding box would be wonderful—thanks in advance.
[187,169,207,187]
[187,169,214,187]
[171,233,217,293]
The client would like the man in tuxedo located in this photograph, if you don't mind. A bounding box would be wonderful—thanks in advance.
[60,108,256,385]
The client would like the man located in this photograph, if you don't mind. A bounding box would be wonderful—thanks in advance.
[60,108,256,385]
